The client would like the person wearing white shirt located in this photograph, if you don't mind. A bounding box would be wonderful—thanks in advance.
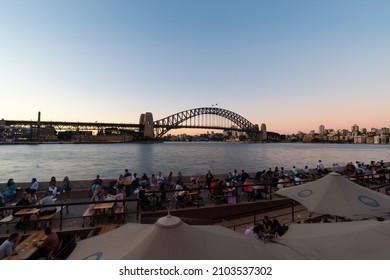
[30,178,39,191]
[0,233,20,259]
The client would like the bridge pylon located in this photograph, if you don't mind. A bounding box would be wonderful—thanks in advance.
[139,112,155,138]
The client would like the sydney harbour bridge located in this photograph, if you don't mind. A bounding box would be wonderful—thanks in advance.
[1,107,280,142]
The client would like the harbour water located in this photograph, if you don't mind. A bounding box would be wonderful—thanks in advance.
[0,142,389,183]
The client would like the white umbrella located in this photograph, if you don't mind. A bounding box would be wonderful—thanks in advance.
[276,172,390,218]
[67,214,303,260]
[275,220,390,259]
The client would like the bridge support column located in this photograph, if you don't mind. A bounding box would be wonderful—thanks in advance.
[139,112,154,138]
[260,123,267,141]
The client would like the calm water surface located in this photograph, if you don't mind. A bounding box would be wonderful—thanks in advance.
[0,142,389,183]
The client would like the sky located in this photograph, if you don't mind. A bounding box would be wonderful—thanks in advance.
[1,0,389,135]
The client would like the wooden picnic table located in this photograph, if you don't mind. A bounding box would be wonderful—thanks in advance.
[94,200,115,223]
[14,208,40,233]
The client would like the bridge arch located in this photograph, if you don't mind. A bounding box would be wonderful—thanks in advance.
[153,107,261,140]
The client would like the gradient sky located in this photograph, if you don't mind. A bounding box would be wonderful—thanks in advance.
[1,0,389,135]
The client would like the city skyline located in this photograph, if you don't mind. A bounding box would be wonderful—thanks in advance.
[1,1,390,135]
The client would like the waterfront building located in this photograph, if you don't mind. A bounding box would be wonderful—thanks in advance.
[380,127,390,135]
[354,135,366,144]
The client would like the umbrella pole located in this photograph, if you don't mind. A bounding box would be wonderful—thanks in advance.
[291,202,295,222]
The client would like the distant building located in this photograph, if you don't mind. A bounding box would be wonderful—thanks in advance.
[354,135,366,144]
[319,125,325,135]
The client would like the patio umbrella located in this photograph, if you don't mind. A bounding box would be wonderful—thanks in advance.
[275,220,390,259]
[275,172,390,218]
[67,214,303,260]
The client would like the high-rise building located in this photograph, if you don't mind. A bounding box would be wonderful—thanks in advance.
[319,125,325,135]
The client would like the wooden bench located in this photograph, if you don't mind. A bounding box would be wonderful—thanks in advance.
[109,200,126,223]
[0,214,17,234]
[36,206,62,230]
[112,207,125,223]
[82,208,96,227]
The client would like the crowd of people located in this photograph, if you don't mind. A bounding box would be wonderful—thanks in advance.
[244,215,286,241]
[0,159,388,260]
[0,176,72,207]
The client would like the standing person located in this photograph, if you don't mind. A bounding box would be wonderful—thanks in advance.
[4,179,17,203]
[317,160,326,176]
[177,171,183,185]
[232,169,239,182]
[123,169,132,186]
[48,176,58,197]
[167,171,174,189]
[32,227,59,259]
[61,176,71,193]
[205,170,214,188]
[0,232,21,259]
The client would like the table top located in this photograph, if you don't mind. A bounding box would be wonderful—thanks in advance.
[3,231,46,260]
[14,208,40,216]
[252,185,267,190]
[94,202,115,210]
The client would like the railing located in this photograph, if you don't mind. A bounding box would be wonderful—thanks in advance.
[211,201,305,231]
[0,198,140,233]
[2,173,388,234]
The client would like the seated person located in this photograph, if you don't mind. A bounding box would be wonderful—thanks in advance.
[0,192,5,207]
[243,179,254,193]
[32,227,59,259]
[0,232,21,259]
[4,179,17,203]
[91,186,106,202]
[156,182,167,204]
[91,175,103,193]
[177,185,188,201]
[210,179,218,195]
[60,176,71,193]
[262,215,273,234]
[137,184,150,210]
[107,186,126,208]
[25,178,39,194]
[39,191,57,216]
[215,180,225,196]
[48,176,58,198]
[174,180,184,198]
[12,192,32,229]
[272,217,285,236]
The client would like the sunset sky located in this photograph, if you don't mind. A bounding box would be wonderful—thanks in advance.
[1,1,389,135]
